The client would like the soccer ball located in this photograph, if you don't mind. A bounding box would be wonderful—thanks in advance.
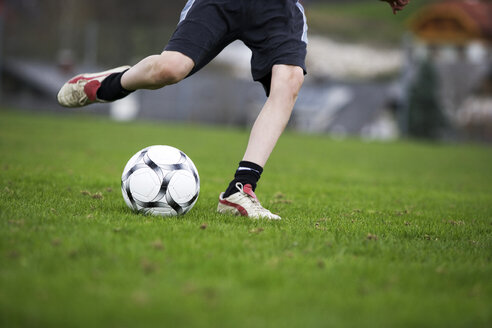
[121,145,200,217]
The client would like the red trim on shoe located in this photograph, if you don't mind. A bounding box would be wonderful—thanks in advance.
[243,184,257,200]
[69,75,84,84]
[219,198,249,217]
[84,80,101,102]
[69,72,112,84]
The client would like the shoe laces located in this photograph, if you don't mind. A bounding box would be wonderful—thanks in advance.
[75,80,90,105]
[64,79,89,106]
[235,183,267,212]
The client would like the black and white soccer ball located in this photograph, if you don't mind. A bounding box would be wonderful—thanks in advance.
[121,145,200,217]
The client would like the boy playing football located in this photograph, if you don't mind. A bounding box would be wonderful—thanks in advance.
[58,0,409,220]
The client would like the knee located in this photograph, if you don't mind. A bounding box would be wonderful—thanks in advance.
[271,65,305,100]
[288,69,305,98]
[149,52,194,88]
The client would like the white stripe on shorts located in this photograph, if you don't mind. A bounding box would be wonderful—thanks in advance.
[180,0,196,22]
[296,1,309,44]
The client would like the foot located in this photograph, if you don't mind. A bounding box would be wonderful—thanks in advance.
[57,65,130,108]
[217,183,281,220]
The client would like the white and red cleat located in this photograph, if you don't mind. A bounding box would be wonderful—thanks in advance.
[217,183,281,220]
[57,65,130,108]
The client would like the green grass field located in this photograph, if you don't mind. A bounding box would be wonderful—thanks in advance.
[1,109,491,328]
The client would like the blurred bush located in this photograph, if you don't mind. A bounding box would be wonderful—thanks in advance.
[408,60,447,139]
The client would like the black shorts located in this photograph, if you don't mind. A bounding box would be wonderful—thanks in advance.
[165,0,308,96]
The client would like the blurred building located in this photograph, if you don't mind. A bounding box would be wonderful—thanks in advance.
[293,36,402,140]
[408,0,492,141]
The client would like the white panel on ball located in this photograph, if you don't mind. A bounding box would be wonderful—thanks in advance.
[121,145,200,217]
[168,170,197,203]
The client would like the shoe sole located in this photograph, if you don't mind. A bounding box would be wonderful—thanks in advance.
[217,201,281,220]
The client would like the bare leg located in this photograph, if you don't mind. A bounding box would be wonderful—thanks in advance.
[121,51,195,91]
[242,64,304,167]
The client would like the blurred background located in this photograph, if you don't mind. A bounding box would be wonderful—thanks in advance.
[1,0,491,142]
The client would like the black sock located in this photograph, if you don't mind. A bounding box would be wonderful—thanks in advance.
[223,161,263,198]
[96,69,133,101]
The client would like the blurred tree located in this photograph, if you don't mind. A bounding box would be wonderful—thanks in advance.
[407,60,447,139]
